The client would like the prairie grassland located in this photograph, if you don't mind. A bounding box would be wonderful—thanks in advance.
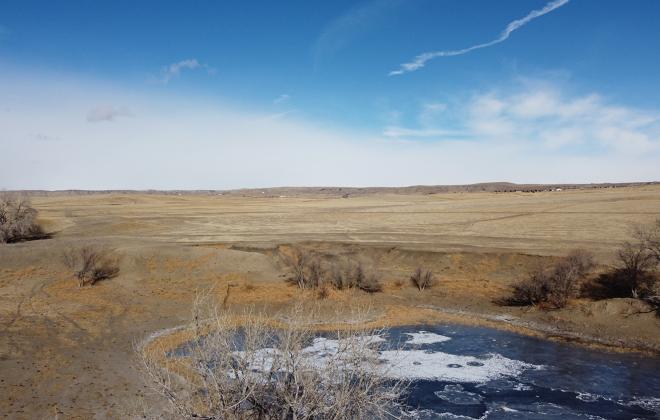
[1,185,659,418]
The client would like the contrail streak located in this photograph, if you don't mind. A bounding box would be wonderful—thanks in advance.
[389,0,570,76]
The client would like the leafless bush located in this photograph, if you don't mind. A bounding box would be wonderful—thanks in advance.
[582,221,659,301]
[282,248,312,289]
[282,249,383,294]
[615,240,656,297]
[281,248,325,289]
[410,267,436,291]
[499,249,594,308]
[0,194,45,243]
[62,246,120,287]
[138,305,408,419]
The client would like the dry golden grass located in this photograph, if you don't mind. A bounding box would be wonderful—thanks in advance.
[1,185,659,418]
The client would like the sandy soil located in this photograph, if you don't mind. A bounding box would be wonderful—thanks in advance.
[1,186,659,418]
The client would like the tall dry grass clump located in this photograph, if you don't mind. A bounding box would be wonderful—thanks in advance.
[138,303,408,419]
[0,194,44,243]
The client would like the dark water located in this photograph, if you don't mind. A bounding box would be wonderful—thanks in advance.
[385,325,660,419]
[171,324,660,419]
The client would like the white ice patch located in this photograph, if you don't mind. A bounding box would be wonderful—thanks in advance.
[404,331,452,345]
[378,350,541,383]
[230,334,541,385]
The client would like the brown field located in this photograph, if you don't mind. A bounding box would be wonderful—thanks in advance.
[1,185,660,418]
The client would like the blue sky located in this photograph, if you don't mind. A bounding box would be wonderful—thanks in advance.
[1,0,659,189]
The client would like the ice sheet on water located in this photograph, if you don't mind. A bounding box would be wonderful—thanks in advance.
[434,384,484,405]
[379,349,541,382]
[404,331,452,345]
[230,332,542,384]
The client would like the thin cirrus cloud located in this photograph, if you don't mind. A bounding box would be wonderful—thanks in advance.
[87,105,133,122]
[154,59,216,84]
[389,0,570,76]
[314,0,402,65]
[273,94,291,104]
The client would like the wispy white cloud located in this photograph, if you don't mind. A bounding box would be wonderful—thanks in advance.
[390,84,660,155]
[389,0,570,76]
[273,94,291,104]
[87,105,133,122]
[383,126,466,139]
[2,72,659,190]
[154,59,215,84]
[314,0,402,65]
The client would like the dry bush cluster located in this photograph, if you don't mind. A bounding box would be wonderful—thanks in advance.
[501,249,594,309]
[410,267,436,291]
[138,304,408,419]
[0,194,45,243]
[282,249,383,294]
[586,220,659,310]
[62,246,120,287]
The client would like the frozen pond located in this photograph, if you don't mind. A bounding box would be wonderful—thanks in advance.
[172,323,660,419]
[383,325,660,419]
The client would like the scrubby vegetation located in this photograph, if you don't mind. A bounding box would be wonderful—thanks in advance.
[62,246,120,287]
[0,194,45,243]
[410,267,436,291]
[138,305,408,419]
[500,220,660,314]
[585,220,659,312]
[282,248,383,293]
[499,249,594,308]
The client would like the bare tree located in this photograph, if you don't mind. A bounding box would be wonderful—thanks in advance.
[615,240,657,298]
[62,246,120,287]
[0,194,44,243]
[137,304,408,419]
[410,267,436,291]
[281,248,313,289]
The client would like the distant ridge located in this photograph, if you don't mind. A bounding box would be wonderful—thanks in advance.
[9,182,659,197]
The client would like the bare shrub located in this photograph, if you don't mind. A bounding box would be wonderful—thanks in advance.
[307,258,324,289]
[329,261,349,290]
[62,246,120,287]
[500,249,594,308]
[0,194,44,243]
[549,249,594,307]
[282,248,311,289]
[138,305,408,419]
[283,250,384,294]
[615,240,656,297]
[281,248,326,290]
[585,222,659,300]
[355,265,383,293]
[503,267,552,307]
[410,267,436,291]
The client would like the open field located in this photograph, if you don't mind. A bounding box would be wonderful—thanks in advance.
[1,185,660,418]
